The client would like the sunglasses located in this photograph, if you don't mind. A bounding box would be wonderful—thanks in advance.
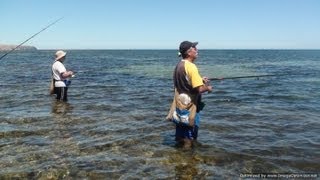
[187,46,197,52]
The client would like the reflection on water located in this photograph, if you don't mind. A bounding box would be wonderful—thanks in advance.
[51,101,74,115]
[169,148,205,179]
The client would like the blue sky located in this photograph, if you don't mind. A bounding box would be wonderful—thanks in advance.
[1,0,319,49]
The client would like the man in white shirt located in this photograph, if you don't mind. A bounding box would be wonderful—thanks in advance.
[52,50,74,101]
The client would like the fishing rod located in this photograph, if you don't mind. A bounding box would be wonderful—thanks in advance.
[209,74,286,81]
[0,17,63,60]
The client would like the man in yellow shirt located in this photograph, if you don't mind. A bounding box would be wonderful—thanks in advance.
[167,41,213,148]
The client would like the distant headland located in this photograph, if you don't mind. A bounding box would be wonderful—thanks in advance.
[0,44,37,51]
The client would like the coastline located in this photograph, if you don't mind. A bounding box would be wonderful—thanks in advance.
[0,44,37,51]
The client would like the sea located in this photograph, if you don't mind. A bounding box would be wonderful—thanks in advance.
[0,50,319,179]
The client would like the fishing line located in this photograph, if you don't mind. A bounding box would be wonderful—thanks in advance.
[0,17,64,60]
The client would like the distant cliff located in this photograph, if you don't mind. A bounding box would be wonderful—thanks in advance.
[0,44,37,51]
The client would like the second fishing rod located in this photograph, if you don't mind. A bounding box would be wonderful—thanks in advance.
[208,73,296,81]
[0,17,63,61]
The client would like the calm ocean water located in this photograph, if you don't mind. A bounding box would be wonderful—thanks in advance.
[0,50,319,179]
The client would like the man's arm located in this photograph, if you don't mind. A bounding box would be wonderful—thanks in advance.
[197,76,213,93]
[61,71,74,78]
[197,84,213,93]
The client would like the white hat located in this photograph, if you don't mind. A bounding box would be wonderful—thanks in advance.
[55,50,67,61]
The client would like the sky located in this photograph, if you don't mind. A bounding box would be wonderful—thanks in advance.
[1,0,319,49]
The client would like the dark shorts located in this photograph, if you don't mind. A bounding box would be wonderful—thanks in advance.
[54,87,68,101]
[175,124,199,140]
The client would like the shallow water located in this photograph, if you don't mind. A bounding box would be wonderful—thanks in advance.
[0,50,319,179]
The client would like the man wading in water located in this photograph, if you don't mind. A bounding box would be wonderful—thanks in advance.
[51,50,74,101]
[166,41,213,148]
